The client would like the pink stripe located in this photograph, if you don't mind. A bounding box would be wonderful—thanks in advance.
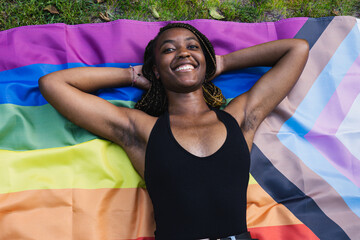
[305,54,360,187]
[0,18,307,72]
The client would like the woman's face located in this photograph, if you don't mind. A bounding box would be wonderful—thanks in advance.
[153,28,206,93]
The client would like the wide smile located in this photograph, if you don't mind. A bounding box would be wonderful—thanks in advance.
[174,64,195,72]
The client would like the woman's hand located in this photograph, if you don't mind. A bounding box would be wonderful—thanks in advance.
[208,55,224,82]
[132,65,151,90]
[214,55,225,79]
[208,55,224,81]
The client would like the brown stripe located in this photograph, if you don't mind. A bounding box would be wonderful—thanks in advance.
[247,184,302,227]
[0,188,155,240]
[254,16,360,238]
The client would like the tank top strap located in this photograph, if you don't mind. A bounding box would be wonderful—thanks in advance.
[212,108,242,130]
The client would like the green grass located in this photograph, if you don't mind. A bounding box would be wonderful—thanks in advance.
[0,0,359,31]
[0,0,103,30]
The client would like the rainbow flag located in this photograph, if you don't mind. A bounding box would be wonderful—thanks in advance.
[1,17,359,239]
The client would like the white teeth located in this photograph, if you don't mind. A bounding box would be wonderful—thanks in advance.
[175,64,195,72]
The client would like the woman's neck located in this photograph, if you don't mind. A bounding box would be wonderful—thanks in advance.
[167,88,210,116]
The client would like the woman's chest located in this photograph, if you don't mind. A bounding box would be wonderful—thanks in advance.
[170,119,227,158]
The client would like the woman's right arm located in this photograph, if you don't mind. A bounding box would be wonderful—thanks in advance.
[38,66,156,156]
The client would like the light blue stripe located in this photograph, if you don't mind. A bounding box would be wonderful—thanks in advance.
[278,24,360,217]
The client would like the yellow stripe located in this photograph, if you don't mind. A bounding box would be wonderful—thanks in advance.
[249,173,258,185]
[0,139,145,194]
[0,137,258,194]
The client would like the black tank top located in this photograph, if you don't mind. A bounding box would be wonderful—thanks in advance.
[145,108,250,240]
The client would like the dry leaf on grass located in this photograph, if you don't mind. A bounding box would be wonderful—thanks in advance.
[209,7,224,20]
[99,12,111,22]
[150,5,160,19]
[332,9,340,16]
[96,0,105,3]
[44,5,59,14]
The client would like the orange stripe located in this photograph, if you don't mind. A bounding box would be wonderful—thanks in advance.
[0,188,155,240]
[249,224,319,240]
[247,183,302,227]
[1,184,310,239]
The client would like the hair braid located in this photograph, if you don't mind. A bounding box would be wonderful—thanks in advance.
[135,23,225,116]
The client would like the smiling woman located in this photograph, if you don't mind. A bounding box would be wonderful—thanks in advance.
[38,23,309,240]
[136,23,224,117]
[155,28,206,91]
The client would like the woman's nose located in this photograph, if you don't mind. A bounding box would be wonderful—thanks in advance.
[176,47,190,59]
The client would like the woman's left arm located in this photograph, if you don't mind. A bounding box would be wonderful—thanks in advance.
[219,39,309,139]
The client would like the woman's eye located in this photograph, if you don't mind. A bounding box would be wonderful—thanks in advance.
[188,45,199,50]
[163,48,174,53]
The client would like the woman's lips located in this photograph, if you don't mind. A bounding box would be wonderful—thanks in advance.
[174,64,195,72]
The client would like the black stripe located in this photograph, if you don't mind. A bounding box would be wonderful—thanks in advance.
[294,17,334,48]
[250,144,349,240]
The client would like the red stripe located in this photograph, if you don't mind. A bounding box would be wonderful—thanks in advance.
[130,224,318,240]
[249,224,319,240]
[129,237,155,240]
[129,238,154,240]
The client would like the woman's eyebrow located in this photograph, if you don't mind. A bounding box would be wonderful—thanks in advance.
[159,39,175,48]
[185,37,199,42]
[159,37,199,48]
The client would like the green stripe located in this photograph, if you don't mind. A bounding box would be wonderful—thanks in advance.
[0,100,135,151]
[0,139,145,194]
[1,99,233,151]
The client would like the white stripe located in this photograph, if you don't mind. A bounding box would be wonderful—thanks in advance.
[336,93,360,161]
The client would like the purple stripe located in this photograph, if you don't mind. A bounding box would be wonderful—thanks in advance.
[274,17,309,39]
[305,54,360,187]
[0,18,307,72]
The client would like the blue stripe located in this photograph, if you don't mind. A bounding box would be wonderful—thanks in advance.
[250,144,350,239]
[278,24,360,217]
[0,62,268,106]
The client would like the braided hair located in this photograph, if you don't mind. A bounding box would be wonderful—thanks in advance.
[135,23,226,116]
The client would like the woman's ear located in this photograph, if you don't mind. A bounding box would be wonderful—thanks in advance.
[152,65,160,79]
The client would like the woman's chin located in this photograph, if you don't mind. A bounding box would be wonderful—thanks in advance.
[171,83,203,94]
